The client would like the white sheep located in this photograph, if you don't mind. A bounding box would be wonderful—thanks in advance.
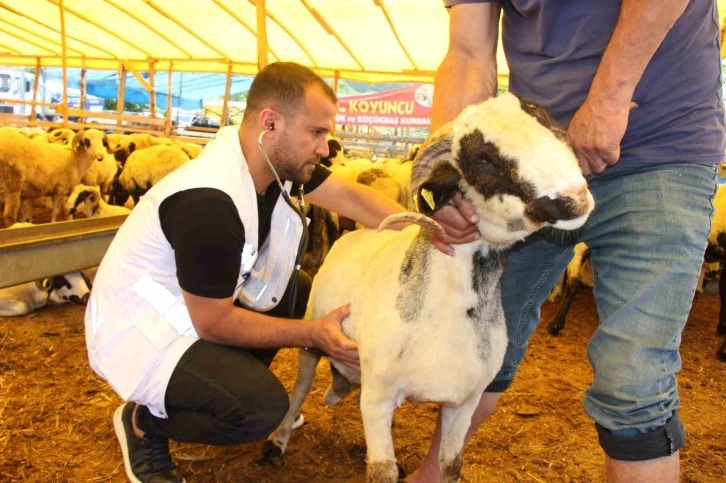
[0,128,110,226]
[81,152,118,197]
[46,128,77,146]
[113,144,190,206]
[65,184,131,218]
[0,272,92,316]
[264,93,595,482]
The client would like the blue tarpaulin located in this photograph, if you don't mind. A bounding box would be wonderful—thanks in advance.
[42,68,254,110]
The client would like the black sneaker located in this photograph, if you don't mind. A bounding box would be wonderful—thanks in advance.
[113,402,185,483]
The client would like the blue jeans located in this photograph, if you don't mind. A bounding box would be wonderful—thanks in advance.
[486,163,717,461]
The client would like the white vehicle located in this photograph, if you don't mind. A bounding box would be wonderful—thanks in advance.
[0,69,59,121]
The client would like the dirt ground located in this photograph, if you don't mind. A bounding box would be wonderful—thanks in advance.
[1,284,725,482]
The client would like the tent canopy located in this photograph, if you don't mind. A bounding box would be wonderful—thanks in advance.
[41,68,254,109]
[0,0,509,85]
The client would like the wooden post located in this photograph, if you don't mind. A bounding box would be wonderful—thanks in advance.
[116,63,125,130]
[222,63,232,127]
[149,61,156,121]
[256,0,269,70]
[165,62,172,136]
[79,58,86,125]
[59,0,68,127]
[28,57,41,125]
[332,70,340,135]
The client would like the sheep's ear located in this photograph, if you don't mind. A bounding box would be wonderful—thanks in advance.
[416,162,461,216]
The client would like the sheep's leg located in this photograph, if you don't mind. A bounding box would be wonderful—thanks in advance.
[16,199,33,223]
[546,274,582,336]
[0,299,30,317]
[437,391,483,483]
[323,362,358,406]
[360,389,397,483]
[717,337,726,362]
[262,349,321,461]
[3,192,20,227]
[50,193,65,222]
[718,261,726,336]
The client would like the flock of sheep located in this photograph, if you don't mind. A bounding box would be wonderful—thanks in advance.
[0,125,204,316]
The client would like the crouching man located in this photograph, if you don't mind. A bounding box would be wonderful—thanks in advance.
[85,62,471,483]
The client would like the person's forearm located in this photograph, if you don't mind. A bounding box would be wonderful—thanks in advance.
[431,2,500,130]
[341,182,405,229]
[588,0,689,106]
[197,307,314,349]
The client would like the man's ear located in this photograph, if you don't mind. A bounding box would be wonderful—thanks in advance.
[416,162,462,216]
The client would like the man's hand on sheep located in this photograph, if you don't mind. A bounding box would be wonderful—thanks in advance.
[430,191,481,256]
[566,96,632,176]
[310,305,360,371]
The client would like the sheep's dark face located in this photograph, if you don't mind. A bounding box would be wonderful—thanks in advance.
[65,185,101,218]
[320,137,344,167]
[47,272,91,305]
[416,93,594,246]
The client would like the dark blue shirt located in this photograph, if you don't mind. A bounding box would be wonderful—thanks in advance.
[446,0,725,166]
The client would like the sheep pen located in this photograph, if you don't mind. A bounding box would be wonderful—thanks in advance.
[0,208,724,482]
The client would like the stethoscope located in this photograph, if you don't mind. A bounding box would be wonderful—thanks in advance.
[257,124,328,358]
[257,123,310,319]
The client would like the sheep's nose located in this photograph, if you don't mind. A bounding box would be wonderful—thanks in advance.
[96,154,105,161]
[69,294,88,305]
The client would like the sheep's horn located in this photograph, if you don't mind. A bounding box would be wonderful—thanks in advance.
[378,212,445,237]
[410,122,454,207]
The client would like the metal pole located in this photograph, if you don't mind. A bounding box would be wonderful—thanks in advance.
[222,63,232,127]
[256,0,269,69]
[29,58,41,125]
[59,0,68,127]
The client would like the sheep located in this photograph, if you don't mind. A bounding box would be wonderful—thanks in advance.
[178,141,203,159]
[111,133,163,167]
[46,128,76,146]
[545,243,593,335]
[65,184,131,219]
[0,128,110,226]
[0,222,92,315]
[0,272,92,316]
[263,92,595,483]
[81,152,118,197]
[111,144,190,206]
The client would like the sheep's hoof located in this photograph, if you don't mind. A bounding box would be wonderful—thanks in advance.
[717,344,726,362]
[717,324,726,337]
[260,440,283,464]
[547,324,562,336]
[396,463,407,481]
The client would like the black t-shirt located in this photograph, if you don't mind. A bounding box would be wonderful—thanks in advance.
[159,164,331,299]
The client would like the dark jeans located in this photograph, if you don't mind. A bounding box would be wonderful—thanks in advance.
[136,271,311,445]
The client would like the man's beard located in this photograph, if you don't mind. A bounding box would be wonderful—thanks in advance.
[272,138,318,184]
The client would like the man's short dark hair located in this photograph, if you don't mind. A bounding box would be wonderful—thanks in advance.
[243,62,337,122]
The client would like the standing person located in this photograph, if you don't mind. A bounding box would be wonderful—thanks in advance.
[85,62,410,483]
[409,1,725,482]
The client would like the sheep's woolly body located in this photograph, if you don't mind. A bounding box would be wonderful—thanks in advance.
[0,281,50,316]
[82,153,118,194]
[120,145,190,195]
[309,226,508,406]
